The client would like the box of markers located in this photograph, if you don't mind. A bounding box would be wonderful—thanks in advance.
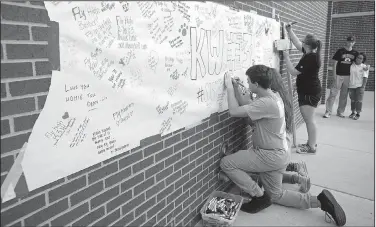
[200,191,243,227]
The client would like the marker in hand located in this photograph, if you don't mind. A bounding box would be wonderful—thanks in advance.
[286,21,297,28]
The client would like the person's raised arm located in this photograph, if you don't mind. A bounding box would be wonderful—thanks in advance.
[282,51,300,77]
[224,73,249,118]
[286,23,303,52]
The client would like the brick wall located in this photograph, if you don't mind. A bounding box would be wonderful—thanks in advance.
[1,1,329,226]
[327,1,375,91]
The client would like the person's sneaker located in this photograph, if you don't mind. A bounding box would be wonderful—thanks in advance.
[323,112,331,118]
[299,175,311,193]
[349,113,356,119]
[336,113,345,118]
[318,189,346,226]
[353,114,360,120]
[286,161,309,177]
[240,192,272,213]
[296,144,317,155]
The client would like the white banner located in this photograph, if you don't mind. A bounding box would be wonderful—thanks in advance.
[20,1,280,191]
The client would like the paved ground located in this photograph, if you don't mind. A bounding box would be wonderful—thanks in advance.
[197,90,374,226]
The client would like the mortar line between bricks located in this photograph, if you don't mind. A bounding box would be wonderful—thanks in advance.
[311,183,374,202]
[0,110,42,121]
[0,129,32,139]
[4,82,11,98]
[8,117,15,134]
[34,96,39,111]
[1,58,49,63]
[1,90,49,101]
[2,43,7,60]
[1,40,48,45]
[1,75,52,83]
[28,26,33,42]
[1,1,47,9]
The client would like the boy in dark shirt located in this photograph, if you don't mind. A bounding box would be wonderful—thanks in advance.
[324,36,358,118]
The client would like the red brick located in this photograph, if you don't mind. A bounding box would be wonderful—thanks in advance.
[156,165,173,182]
[129,213,146,227]
[134,177,155,196]
[174,156,189,172]
[30,1,44,5]
[182,144,195,157]
[1,62,33,79]
[183,193,196,209]
[88,162,118,184]
[167,187,182,204]
[107,190,133,212]
[51,202,89,226]
[143,215,157,227]
[189,132,202,145]
[9,78,51,96]
[155,147,173,162]
[144,141,163,157]
[1,4,49,23]
[182,162,195,175]
[182,127,195,139]
[35,61,52,75]
[90,185,119,209]
[70,181,103,206]
[132,156,154,174]
[1,24,29,40]
[175,190,190,207]
[173,139,188,153]
[157,201,174,222]
[1,97,35,117]
[31,26,48,41]
[140,134,161,147]
[120,172,144,192]
[48,176,86,203]
[37,95,47,109]
[24,198,69,226]
[157,184,174,202]
[145,161,164,178]
[136,196,156,217]
[1,132,31,154]
[164,134,181,147]
[165,170,181,186]
[119,150,143,169]
[6,44,48,59]
[104,166,131,188]
[121,193,145,215]
[1,83,6,98]
[67,163,101,180]
[175,173,189,190]
[72,206,104,226]
[92,208,120,227]
[146,181,165,199]
[1,119,10,136]
[1,155,14,173]
[112,211,134,226]
[14,113,39,132]
[147,199,165,219]
[165,152,181,167]
[1,194,45,226]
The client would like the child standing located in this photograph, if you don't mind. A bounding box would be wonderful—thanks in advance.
[348,53,370,120]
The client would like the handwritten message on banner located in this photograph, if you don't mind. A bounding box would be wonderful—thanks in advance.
[21,1,280,191]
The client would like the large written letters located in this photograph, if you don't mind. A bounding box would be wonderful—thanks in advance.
[13,1,280,195]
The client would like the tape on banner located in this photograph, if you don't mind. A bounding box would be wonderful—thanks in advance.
[1,142,27,202]
[48,21,60,71]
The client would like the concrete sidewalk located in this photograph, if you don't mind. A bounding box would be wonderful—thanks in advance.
[197,90,375,226]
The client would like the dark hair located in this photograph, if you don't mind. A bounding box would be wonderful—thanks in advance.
[245,65,272,89]
[358,52,367,63]
[304,34,322,68]
[269,69,293,134]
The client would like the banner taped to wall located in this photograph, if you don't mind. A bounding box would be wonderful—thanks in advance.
[17,1,280,193]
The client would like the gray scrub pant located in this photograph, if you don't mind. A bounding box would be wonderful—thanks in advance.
[220,147,320,209]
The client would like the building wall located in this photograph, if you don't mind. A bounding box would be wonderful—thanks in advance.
[1,1,329,227]
[328,1,375,91]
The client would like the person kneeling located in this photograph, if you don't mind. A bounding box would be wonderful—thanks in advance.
[220,65,346,226]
